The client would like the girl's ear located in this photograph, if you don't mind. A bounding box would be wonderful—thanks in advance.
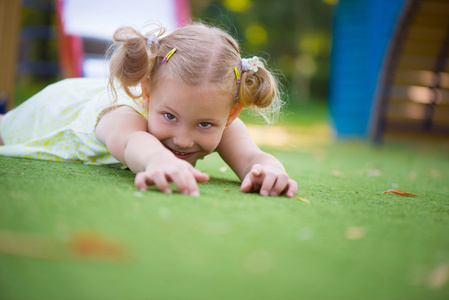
[225,102,243,127]
[141,79,151,110]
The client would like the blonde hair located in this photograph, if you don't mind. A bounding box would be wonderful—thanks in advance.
[107,22,284,124]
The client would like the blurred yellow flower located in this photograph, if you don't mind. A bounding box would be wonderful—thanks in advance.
[322,0,338,4]
[245,24,267,45]
[223,0,251,12]
[296,54,316,77]
[299,31,331,57]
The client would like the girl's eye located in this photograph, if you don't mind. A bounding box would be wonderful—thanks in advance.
[198,122,212,128]
[164,113,177,121]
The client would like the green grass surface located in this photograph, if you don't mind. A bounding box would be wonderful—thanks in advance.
[1,138,448,300]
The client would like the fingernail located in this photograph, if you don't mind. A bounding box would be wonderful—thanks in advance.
[164,189,172,194]
[261,190,268,196]
[270,191,278,197]
[191,191,200,197]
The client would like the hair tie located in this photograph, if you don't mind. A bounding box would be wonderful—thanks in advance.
[163,48,177,64]
[241,56,263,74]
[234,67,240,84]
[147,36,160,48]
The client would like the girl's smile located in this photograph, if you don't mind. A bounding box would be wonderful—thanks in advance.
[163,144,196,160]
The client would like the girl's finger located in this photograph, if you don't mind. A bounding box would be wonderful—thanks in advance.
[192,168,210,183]
[241,173,263,193]
[260,173,276,196]
[285,179,298,198]
[152,172,172,194]
[251,164,263,176]
[184,171,200,196]
[168,169,189,195]
[269,173,289,196]
[134,172,152,191]
[240,174,254,193]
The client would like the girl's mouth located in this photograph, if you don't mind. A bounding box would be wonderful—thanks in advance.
[172,150,194,159]
[164,145,195,160]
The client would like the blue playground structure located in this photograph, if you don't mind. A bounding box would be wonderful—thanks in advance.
[329,0,449,140]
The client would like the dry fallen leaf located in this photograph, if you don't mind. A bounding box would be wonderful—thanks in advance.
[345,227,366,240]
[428,263,449,289]
[331,170,343,177]
[0,229,127,262]
[69,232,126,261]
[382,189,420,197]
[295,196,310,203]
[427,169,443,178]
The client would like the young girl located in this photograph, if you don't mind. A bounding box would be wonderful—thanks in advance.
[0,23,298,197]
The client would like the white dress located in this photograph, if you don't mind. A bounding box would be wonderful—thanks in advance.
[0,78,147,167]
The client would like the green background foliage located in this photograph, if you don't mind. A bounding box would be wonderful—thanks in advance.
[191,0,334,100]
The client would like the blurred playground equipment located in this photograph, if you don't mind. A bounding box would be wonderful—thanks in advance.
[0,0,21,113]
[330,0,449,141]
[57,0,190,78]
[0,0,190,112]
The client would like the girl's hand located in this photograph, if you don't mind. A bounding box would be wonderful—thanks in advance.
[134,156,210,196]
[240,164,298,198]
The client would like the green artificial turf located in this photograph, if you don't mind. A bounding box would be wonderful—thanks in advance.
[1,139,449,300]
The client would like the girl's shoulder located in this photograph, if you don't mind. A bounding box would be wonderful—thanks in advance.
[93,82,147,126]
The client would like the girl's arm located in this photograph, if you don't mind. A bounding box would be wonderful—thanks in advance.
[216,118,297,197]
[95,106,209,195]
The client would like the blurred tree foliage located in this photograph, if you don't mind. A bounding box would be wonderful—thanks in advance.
[191,0,335,102]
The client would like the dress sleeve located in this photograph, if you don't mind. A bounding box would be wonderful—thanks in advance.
[93,89,148,129]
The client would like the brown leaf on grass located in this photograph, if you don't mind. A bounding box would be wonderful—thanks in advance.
[331,170,343,177]
[427,169,443,178]
[382,189,420,197]
[408,263,449,288]
[0,229,127,262]
[295,196,310,203]
[428,263,449,289]
[345,227,366,240]
[69,231,126,261]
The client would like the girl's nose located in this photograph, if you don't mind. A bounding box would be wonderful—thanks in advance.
[173,130,194,149]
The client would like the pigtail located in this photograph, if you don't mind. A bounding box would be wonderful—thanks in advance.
[107,24,165,102]
[238,60,284,124]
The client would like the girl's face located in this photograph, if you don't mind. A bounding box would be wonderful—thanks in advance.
[142,77,241,165]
